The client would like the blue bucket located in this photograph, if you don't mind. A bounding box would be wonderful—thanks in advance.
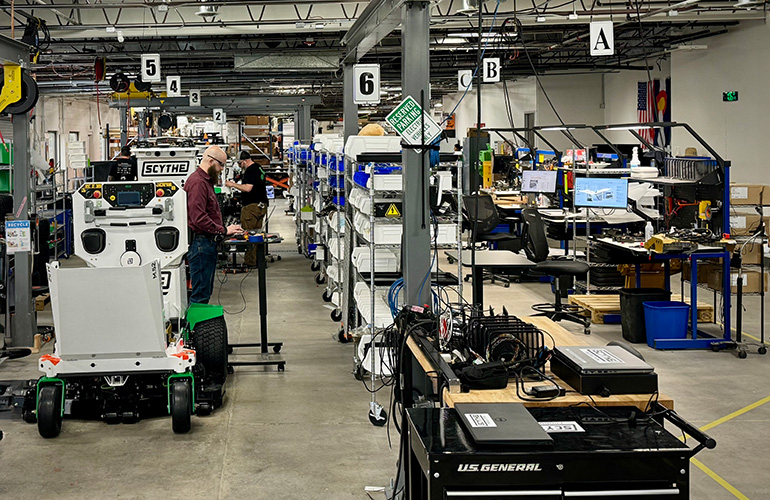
[643,301,690,348]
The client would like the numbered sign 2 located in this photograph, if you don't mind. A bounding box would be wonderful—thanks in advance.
[189,88,201,107]
[213,108,226,124]
[141,53,161,83]
[353,64,380,105]
[166,76,181,97]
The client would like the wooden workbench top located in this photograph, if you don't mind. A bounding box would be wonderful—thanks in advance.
[408,316,673,411]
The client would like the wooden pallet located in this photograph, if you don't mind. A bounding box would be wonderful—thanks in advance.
[568,294,715,324]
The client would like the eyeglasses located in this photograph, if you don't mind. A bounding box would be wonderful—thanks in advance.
[207,154,224,167]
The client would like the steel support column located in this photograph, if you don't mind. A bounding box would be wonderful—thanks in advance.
[11,115,37,348]
[343,63,358,141]
[295,105,312,143]
[120,108,128,147]
[401,0,431,306]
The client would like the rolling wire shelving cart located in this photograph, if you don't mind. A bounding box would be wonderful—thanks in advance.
[341,135,403,427]
[290,142,313,257]
[320,145,347,329]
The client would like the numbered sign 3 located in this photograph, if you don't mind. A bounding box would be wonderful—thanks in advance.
[141,53,162,83]
[353,64,380,105]
[213,108,226,124]
[166,76,181,97]
[189,88,201,107]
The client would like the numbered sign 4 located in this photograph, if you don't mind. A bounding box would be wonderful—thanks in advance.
[189,88,201,107]
[141,53,162,83]
[166,76,181,97]
[353,64,380,105]
[213,108,226,124]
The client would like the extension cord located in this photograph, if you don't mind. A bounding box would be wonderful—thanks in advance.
[528,385,566,398]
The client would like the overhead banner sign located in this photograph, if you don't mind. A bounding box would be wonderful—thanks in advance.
[386,96,442,147]
[483,58,501,83]
[141,53,162,82]
[189,89,201,107]
[589,21,614,56]
[353,64,380,104]
[166,76,181,97]
[458,70,473,91]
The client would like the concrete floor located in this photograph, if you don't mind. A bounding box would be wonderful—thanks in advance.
[0,199,768,499]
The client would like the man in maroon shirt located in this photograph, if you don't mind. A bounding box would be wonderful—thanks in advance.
[185,145,242,303]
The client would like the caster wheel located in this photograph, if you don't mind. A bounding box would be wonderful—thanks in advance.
[504,283,510,288]
[37,385,63,438]
[22,408,37,424]
[277,364,285,372]
[447,258,455,264]
[273,344,282,353]
[338,330,350,343]
[711,344,721,352]
[322,290,333,302]
[584,328,591,335]
[315,273,326,285]
[170,378,192,434]
[331,310,342,322]
[464,276,470,282]
[739,350,748,359]
[759,346,767,355]
[196,403,213,416]
[277,255,282,261]
[297,246,302,255]
[513,278,521,283]
[310,261,321,272]
[368,408,388,427]
[353,366,364,380]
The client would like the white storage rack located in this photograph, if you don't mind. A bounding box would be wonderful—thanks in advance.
[318,138,346,324]
[290,142,314,257]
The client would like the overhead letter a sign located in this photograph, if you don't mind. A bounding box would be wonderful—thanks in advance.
[590,21,614,56]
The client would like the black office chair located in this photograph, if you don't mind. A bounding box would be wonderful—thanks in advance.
[462,194,522,287]
[521,208,592,334]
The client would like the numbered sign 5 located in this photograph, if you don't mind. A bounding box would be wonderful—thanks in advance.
[213,108,226,124]
[353,64,380,105]
[166,76,181,97]
[141,53,161,83]
[189,88,201,107]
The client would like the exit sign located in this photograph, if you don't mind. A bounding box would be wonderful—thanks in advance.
[723,91,739,102]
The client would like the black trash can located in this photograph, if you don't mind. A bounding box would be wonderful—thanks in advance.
[619,288,672,343]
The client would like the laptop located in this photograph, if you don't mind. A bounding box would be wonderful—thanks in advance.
[553,346,654,375]
[455,403,554,447]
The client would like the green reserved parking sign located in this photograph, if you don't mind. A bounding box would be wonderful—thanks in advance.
[385,96,442,147]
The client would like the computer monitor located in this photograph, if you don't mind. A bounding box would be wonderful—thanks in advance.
[521,170,558,194]
[574,177,629,209]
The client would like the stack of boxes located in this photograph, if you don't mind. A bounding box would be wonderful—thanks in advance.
[242,116,271,166]
[719,183,769,293]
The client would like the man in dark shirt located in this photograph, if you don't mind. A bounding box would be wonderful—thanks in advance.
[185,145,242,303]
[109,146,138,181]
[225,151,268,267]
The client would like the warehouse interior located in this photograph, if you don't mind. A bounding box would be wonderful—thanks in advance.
[0,1,769,499]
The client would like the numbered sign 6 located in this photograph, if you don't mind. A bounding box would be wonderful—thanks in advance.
[189,89,201,107]
[141,53,161,83]
[213,108,226,124]
[353,64,380,105]
[166,76,181,97]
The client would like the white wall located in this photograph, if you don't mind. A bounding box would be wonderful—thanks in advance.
[41,95,121,163]
[671,21,770,182]
[441,78,536,151]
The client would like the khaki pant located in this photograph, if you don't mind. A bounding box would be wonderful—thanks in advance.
[241,203,267,266]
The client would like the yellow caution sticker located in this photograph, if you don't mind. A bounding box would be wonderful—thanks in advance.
[385,204,401,218]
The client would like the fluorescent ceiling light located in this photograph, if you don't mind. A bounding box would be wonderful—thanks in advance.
[447,33,506,39]
[606,125,661,131]
[540,126,574,131]
[436,37,468,45]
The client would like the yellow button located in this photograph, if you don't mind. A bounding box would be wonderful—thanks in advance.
[110,195,116,201]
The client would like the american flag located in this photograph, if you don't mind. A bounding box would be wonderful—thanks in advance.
[637,81,656,146]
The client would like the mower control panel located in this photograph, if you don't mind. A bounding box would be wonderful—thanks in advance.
[79,182,180,207]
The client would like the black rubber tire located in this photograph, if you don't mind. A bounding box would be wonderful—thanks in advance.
[189,316,229,385]
[369,408,388,427]
[739,350,748,359]
[3,72,39,115]
[315,273,326,285]
[310,261,321,272]
[330,310,342,322]
[37,385,62,439]
[322,290,333,302]
[338,330,350,343]
[711,344,721,352]
[273,344,282,353]
[759,346,767,355]
[170,379,192,434]
[277,364,285,372]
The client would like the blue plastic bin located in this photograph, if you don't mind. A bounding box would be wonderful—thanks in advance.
[643,301,690,348]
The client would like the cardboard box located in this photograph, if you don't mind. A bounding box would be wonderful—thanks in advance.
[683,261,720,284]
[708,269,768,294]
[244,116,259,126]
[730,184,769,206]
[739,242,764,265]
[730,214,763,236]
